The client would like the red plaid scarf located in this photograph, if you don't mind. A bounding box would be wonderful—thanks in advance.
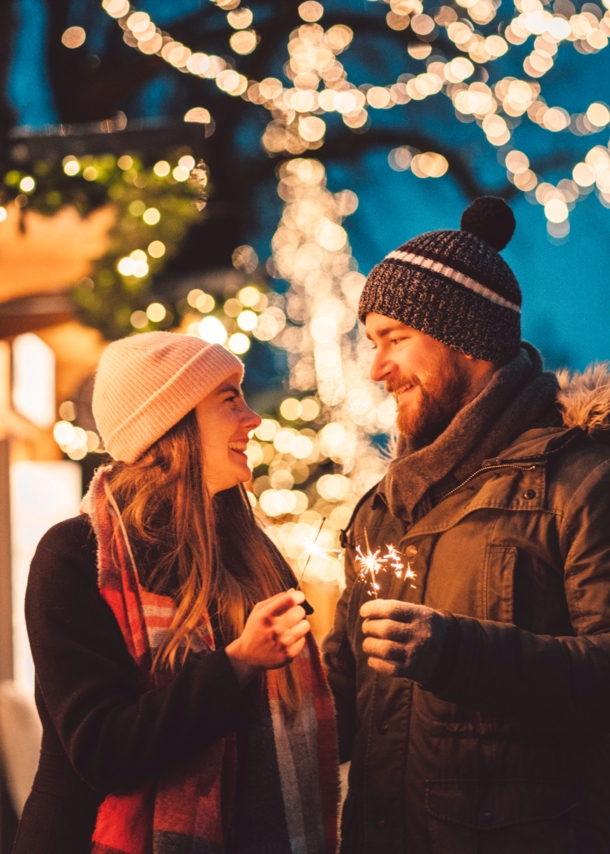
[85,467,339,854]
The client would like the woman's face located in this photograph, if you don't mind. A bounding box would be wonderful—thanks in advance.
[195,371,261,495]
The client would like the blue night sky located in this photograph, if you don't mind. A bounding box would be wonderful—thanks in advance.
[7,0,610,370]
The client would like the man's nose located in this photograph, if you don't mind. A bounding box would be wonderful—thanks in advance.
[370,349,393,384]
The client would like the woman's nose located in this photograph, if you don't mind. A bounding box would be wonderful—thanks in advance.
[243,404,262,433]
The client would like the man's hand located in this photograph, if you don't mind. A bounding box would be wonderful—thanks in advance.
[361,599,448,685]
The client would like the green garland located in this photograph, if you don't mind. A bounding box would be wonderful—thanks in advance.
[2,152,201,339]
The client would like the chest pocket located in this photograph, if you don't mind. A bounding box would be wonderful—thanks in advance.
[484,545,517,623]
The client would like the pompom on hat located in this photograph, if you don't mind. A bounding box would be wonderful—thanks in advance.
[358,196,520,364]
[92,332,244,463]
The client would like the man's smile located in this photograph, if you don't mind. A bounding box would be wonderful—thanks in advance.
[390,382,417,404]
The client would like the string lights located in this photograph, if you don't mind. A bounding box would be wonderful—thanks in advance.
[243,157,392,583]
[101,0,254,99]
[93,0,610,579]
[379,0,610,235]
[102,0,610,237]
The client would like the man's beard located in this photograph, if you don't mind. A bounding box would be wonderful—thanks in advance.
[389,352,472,450]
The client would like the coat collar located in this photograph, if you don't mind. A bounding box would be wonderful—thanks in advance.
[373,425,582,513]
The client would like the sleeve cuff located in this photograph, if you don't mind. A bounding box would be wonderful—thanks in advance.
[420,610,461,694]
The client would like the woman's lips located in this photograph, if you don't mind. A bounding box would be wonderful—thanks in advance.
[228,441,248,456]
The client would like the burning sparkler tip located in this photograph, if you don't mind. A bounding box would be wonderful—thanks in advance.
[355,542,415,597]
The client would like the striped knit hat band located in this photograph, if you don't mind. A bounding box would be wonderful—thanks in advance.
[384,250,521,313]
[92,332,244,463]
[358,197,521,364]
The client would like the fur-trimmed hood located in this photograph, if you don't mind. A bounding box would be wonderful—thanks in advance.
[557,363,610,437]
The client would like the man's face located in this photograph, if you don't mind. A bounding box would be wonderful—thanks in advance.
[365,313,475,449]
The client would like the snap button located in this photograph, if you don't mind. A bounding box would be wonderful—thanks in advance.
[378,721,389,734]
[405,544,418,557]
[376,816,386,828]
[478,810,492,824]
[523,489,536,500]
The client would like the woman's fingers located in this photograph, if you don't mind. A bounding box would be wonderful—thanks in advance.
[274,604,307,635]
[226,589,311,683]
[258,589,305,619]
[251,589,293,613]
[279,619,311,648]
[284,636,307,661]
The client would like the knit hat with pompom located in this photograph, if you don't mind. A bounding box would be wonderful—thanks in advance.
[92,332,244,463]
[358,196,520,364]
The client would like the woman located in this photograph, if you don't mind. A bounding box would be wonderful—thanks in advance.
[14,332,338,854]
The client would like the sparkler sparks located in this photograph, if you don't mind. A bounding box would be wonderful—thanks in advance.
[302,537,342,564]
[385,544,405,578]
[405,561,417,589]
[296,516,340,586]
[355,536,416,597]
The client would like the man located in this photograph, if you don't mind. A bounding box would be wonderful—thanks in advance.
[323,196,610,854]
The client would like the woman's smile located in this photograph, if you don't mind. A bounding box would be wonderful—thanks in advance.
[196,373,261,494]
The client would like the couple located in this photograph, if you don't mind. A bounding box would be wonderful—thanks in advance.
[14,197,610,854]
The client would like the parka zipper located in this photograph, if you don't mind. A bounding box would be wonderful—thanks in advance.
[439,463,539,502]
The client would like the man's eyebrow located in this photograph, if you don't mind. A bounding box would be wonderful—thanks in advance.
[366,324,402,341]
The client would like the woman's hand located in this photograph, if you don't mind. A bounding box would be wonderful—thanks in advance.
[225,589,310,687]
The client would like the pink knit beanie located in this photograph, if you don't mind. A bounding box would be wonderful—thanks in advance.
[92,332,244,463]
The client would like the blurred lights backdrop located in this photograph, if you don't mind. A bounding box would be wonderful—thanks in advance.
[3,0,610,592]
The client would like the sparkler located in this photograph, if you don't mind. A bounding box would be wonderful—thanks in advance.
[300,524,342,570]
[355,532,417,597]
[297,516,328,589]
[295,516,335,614]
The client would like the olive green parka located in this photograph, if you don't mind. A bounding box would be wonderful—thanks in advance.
[323,366,610,854]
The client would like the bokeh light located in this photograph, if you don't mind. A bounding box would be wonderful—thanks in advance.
[146,303,166,323]
[61,27,86,48]
[148,240,166,258]
[199,315,228,344]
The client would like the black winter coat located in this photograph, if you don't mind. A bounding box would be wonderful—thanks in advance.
[12,515,249,854]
